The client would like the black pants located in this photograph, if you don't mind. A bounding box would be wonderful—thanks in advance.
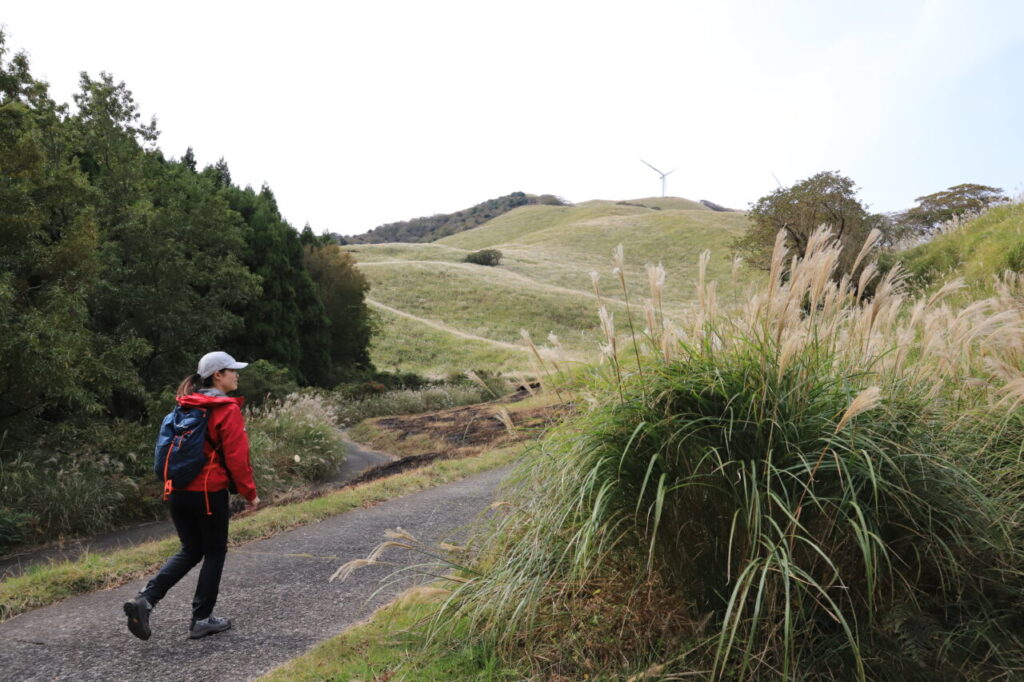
[141,490,229,621]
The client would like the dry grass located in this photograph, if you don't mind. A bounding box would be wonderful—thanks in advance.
[410,227,1024,680]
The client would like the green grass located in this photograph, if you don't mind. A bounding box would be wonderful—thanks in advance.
[342,241,469,263]
[367,304,528,376]
[894,201,1024,296]
[435,201,649,251]
[260,587,525,681]
[0,445,519,622]
[345,197,760,376]
[362,262,612,353]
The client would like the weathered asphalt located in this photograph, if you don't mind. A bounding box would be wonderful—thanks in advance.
[0,465,509,681]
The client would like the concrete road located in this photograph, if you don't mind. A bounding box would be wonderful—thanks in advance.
[0,466,509,681]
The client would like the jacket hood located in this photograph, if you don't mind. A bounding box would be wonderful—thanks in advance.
[177,392,245,408]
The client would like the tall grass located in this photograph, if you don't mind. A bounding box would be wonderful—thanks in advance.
[0,392,351,554]
[331,383,500,427]
[247,393,349,495]
[424,228,1024,679]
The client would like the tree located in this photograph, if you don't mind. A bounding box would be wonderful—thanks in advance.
[898,183,1007,236]
[0,33,145,438]
[71,74,260,397]
[303,244,375,381]
[220,185,332,385]
[735,171,886,277]
[181,146,197,172]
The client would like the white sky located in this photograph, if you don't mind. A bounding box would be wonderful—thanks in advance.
[3,1,1023,235]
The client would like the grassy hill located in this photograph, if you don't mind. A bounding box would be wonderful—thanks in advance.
[337,192,566,244]
[345,198,759,376]
[892,201,1024,297]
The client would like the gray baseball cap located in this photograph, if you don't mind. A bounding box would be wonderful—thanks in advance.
[197,351,249,379]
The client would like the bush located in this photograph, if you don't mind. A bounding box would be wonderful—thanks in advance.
[0,452,155,552]
[463,249,502,266]
[239,359,300,407]
[332,384,492,427]
[0,506,35,554]
[429,229,1024,680]
[247,393,348,493]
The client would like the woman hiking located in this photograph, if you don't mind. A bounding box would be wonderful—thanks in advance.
[124,351,260,640]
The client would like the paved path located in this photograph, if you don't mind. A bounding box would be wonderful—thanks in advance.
[0,466,509,681]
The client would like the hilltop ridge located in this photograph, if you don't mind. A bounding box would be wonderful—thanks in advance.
[343,196,756,376]
[335,192,566,245]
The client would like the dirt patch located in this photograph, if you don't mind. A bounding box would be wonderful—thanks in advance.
[374,401,563,458]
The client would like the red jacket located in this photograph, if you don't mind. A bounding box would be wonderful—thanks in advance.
[175,392,258,503]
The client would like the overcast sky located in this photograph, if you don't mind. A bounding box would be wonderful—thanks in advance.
[3,1,1023,235]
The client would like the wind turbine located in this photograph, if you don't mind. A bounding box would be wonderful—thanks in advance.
[641,159,674,197]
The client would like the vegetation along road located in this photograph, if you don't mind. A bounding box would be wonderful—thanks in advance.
[0,466,509,681]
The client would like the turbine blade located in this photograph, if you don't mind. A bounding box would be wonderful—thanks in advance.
[640,159,664,175]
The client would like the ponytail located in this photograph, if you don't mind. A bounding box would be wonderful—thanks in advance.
[176,373,215,397]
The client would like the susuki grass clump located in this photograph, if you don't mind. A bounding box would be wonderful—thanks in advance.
[332,381,505,427]
[247,393,348,495]
[425,229,1024,680]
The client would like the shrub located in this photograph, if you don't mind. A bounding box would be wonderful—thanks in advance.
[239,359,300,407]
[332,384,492,427]
[463,249,502,266]
[247,393,348,493]
[0,506,35,554]
[0,452,155,552]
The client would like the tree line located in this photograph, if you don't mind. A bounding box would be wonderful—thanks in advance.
[735,170,1009,279]
[337,191,566,244]
[0,31,373,448]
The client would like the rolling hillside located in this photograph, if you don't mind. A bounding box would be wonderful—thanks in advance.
[343,198,759,376]
[893,201,1024,297]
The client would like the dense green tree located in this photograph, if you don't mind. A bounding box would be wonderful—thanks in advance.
[303,243,374,381]
[300,223,332,247]
[70,74,260,398]
[0,33,144,437]
[342,191,565,244]
[220,185,331,385]
[735,171,889,278]
[0,30,380,546]
[181,146,197,172]
[898,183,1008,236]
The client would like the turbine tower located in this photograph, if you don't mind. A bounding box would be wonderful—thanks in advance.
[641,159,674,197]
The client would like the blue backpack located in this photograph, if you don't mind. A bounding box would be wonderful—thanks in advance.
[154,405,211,499]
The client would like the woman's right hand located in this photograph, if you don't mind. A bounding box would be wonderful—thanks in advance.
[247,496,261,510]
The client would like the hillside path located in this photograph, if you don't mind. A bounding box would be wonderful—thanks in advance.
[0,466,510,681]
[366,298,531,352]
[358,259,603,302]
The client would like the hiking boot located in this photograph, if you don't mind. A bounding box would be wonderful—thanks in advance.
[123,595,153,640]
[189,615,232,639]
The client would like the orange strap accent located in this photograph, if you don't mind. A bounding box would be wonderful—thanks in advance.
[203,455,213,516]
[162,435,179,501]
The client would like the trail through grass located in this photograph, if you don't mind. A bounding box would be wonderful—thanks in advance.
[348,197,758,376]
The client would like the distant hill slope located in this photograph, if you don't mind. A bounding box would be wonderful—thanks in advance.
[342,197,756,376]
[892,201,1024,295]
[337,192,566,244]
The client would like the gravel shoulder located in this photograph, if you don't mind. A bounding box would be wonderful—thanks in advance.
[0,466,509,681]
